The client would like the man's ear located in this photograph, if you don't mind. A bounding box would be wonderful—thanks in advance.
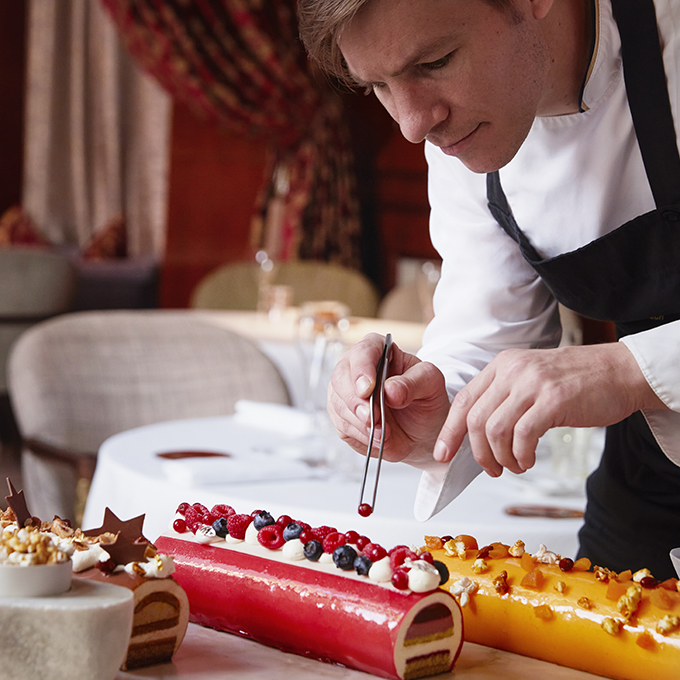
[527,0,555,21]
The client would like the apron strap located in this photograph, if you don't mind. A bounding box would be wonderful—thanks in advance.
[612,0,680,206]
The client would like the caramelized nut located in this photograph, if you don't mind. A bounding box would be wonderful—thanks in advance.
[602,618,622,636]
[493,570,509,596]
[554,581,567,594]
[508,540,525,558]
[577,597,593,610]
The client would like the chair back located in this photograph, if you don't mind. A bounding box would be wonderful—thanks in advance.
[0,247,76,391]
[7,310,290,519]
[191,261,380,318]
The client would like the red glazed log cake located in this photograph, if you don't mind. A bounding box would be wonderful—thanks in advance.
[156,502,464,680]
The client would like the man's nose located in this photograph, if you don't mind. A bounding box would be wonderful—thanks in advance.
[390,85,448,144]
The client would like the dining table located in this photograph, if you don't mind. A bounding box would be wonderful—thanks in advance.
[115,622,601,680]
[83,406,596,559]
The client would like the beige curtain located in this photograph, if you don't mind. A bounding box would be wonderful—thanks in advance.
[22,0,171,257]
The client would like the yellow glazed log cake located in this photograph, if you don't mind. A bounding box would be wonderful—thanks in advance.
[426,534,680,680]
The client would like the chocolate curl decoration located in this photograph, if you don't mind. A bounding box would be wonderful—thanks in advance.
[5,478,32,528]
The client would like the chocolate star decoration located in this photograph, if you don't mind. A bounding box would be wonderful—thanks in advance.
[103,534,150,566]
[83,507,147,542]
[5,478,32,528]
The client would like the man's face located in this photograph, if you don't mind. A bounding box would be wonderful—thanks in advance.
[338,0,552,173]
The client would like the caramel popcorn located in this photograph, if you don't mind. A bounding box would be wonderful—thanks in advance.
[0,525,69,566]
[656,615,680,636]
[617,583,643,619]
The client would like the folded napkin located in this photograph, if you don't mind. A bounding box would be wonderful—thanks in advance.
[160,451,312,486]
[232,400,315,437]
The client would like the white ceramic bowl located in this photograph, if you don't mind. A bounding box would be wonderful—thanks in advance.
[671,547,680,579]
[0,559,72,598]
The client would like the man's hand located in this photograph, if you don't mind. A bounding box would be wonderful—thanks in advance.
[327,333,451,464]
[433,343,668,477]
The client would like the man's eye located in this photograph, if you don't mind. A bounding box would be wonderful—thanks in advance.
[367,82,387,94]
[421,52,454,72]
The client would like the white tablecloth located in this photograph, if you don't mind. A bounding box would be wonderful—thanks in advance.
[84,410,594,558]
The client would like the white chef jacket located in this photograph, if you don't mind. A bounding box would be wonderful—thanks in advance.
[413,0,680,521]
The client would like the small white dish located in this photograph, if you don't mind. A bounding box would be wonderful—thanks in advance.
[671,547,680,579]
[0,559,72,598]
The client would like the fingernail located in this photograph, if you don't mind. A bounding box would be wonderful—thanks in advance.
[433,440,449,462]
[356,404,369,422]
[356,376,372,396]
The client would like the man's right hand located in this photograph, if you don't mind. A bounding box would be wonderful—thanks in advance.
[327,333,451,465]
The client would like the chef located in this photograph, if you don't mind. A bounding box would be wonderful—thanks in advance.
[299,0,680,579]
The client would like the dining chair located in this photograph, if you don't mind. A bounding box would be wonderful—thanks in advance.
[190,260,381,318]
[0,247,77,462]
[6,310,291,522]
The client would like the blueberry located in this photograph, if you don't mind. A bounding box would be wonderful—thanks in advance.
[303,540,323,561]
[283,522,303,542]
[253,511,276,530]
[333,545,358,571]
[212,517,229,538]
[353,555,372,576]
[433,560,449,585]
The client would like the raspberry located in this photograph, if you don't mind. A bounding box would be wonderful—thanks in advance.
[276,514,292,527]
[295,521,311,532]
[172,518,187,533]
[184,506,202,532]
[192,502,209,516]
[391,568,410,590]
[362,543,387,562]
[209,504,235,522]
[258,524,285,550]
[176,502,189,516]
[389,546,418,570]
[322,532,347,554]
[311,525,337,542]
[344,530,360,544]
[356,535,371,551]
[227,513,253,539]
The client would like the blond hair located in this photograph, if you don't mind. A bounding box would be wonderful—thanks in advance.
[298,0,520,86]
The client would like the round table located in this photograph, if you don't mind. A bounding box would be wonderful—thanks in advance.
[84,409,592,557]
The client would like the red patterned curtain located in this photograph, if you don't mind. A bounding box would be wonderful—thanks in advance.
[101,0,361,267]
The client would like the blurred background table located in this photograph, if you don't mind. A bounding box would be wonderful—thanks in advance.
[83,409,595,558]
[195,309,425,407]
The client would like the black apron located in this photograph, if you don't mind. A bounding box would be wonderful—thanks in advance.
[486,0,680,579]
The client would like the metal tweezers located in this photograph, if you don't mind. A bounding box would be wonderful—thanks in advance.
[358,333,393,513]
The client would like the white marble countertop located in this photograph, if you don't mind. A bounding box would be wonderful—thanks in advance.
[117,623,602,680]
